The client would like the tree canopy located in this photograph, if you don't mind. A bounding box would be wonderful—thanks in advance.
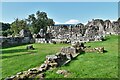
[0,22,10,31]
[11,18,27,36]
[9,11,55,36]
[27,11,55,34]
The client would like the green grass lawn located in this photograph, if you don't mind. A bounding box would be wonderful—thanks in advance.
[45,35,118,78]
[1,43,70,79]
[1,35,118,79]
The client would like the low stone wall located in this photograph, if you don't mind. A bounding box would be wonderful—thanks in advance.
[35,38,46,43]
[1,37,34,48]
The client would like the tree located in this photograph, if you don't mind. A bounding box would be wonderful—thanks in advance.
[2,31,8,37]
[11,18,27,36]
[9,11,55,35]
[0,22,10,31]
[27,14,37,34]
[47,18,55,26]
[27,11,55,34]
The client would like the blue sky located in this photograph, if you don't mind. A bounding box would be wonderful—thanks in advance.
[1,2,118,24]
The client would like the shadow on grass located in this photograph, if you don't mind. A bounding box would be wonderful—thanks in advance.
[2,50,37,59]
[103,50,108,53]
[102,37,110,41]
[80,51,86,55]
[64,51,86,67]
[2,49,28,54]
[2,53,28,59]
[2,43,33,49]
[2,47,37,54]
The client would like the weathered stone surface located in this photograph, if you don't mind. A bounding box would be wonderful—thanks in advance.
[19,29,32,38]
[56,70,68,75]
[28,68,40,74]
[40,63,48,71]
[60,47,76,54]
[26,45,35,50]
[17,72,23,75]
[84,47,104,53]
[37,73,45,79]
[37,29,45,38]
[38,67,44,72]
[45,19,120,44]
[46,55,58,60]
[94,47,104,53]
[19,74,28,79]
[56,70,70,77]
[5,75,17,80]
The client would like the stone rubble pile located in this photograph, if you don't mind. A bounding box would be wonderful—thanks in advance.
[26,45,35,50]
[84,47,104,53]
[56,70,70,77]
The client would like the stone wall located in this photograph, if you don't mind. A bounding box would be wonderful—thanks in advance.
[46,19,120,44]
[1,37,34,47]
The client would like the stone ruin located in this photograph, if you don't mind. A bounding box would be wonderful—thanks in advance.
[5,42,105,80]
[35,28,53,43]
[1,19,119,47]
[26,45,35,50]
[84,47,104,53]
[41,19,120,44]
[1,29,34,47]
[56,70,70,77]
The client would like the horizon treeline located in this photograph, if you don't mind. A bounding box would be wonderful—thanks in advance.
[0,10,120,37]
[0,11,55,37]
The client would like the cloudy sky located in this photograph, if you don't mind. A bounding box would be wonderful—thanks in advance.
[1,2,118,24]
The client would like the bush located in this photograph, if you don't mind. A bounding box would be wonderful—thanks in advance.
[2,31,8,37]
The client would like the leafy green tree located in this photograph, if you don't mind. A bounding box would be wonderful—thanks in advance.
[47,18,55,26]
[0,22,10,31]
[11,18,27,36]
[27,11,55,34]
[11,18,19,35]
[9,11,55,36]
[27,14,37,34]
[2,31,8,37]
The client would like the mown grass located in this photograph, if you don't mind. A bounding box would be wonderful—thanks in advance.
[1,43,70,79]
[1,35,118,79]
[45,35,118,78]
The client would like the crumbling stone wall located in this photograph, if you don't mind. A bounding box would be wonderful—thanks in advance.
[46,19,120,44]
[1,37,34,47]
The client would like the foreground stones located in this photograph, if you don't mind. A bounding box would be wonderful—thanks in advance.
[84,47,104,53]
[56,70,70,77]
[26,45,35,50]
[5,42,105,80]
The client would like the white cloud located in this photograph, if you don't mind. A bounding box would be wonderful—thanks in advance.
[65,19,80,24]
[110,19,117,22]
[55,21,62,24]
[55,19,80,24]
